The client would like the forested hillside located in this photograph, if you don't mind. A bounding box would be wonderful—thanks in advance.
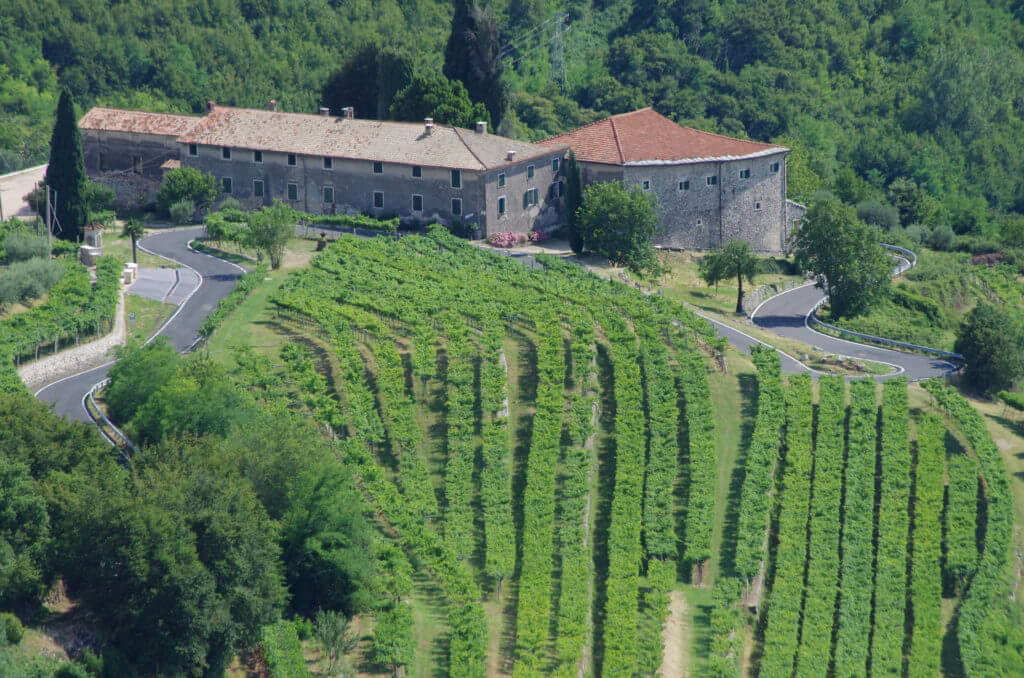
[3,0,1024,238]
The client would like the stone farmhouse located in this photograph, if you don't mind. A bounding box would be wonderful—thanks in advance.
[541,108,805,252]
[79,103,800,251]
[79,102,567,237]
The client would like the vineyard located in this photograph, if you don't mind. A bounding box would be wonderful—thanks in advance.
[205,225,1022,676]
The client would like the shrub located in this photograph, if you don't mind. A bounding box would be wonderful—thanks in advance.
[856,199,901,231]
[488,231,528,248]
[169,199,195,225]
[217,196,243,212]
[156,167,219,214]
[53,664,89,678]
[928,224,955,250]
[82,180,115,212]
[903,224,928,244]
[0,257,65,309]
[1,612,24,644]
[2,232,49,263]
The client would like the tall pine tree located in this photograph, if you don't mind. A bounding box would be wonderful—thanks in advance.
[443,2,507,126]
[566,151,584,254]
[45,90,88,242]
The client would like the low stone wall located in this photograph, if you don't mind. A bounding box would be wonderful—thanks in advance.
[18,288,127,391]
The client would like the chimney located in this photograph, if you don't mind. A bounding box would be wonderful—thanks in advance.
[319,107,330,116]
[267,100,277,111]
[342,106,354,119]
[506,150,516,161]
[206,100,215,112]
[424,117,434,134]
[475,121,487,134]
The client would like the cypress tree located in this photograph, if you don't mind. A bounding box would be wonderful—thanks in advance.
[566,151,584,254]
[443,2,506,126]
[45,90,89,242]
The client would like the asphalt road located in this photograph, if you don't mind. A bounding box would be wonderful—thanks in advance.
[35,226,243,421]
[749,281,956,380]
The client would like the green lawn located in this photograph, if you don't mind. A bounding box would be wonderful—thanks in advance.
[101,228,179,269]
[124,294,174,343]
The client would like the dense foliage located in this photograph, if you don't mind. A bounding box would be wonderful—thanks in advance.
[908,414,944,677]
[698,239,759,313]
[43,91,87,242]
[575,182,661,275]
[955,302,1024,394]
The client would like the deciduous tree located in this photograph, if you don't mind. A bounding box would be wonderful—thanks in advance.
[575,181,660,275]
[389,73,490,129]
[322,43,414,120]
[245,200,296,269]
[955,303,1024,394]
[699,239,759,312]
[156,167,219,215]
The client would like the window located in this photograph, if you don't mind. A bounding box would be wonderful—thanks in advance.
[221,176,232,194]
[558,181,565,197]
[642,179,651,191]
[707,175,718,186]
[412,194,423,212]
[451,197,462,215]
[132,155,142,174]
[527,165,535,180]
[739,168,751,179]
[696,218,703,226]
[98,152,108,171]
[498,172,506,188]
[287,182,298,201]
[754,201,762,211]
[552,157,560,172]
[451,169,461,188]
[253,179,264,198]
[373,191,384,208]
[323,186,334,203]
[412,165,422,178]
[222,147,231,160]
[373,161,383,174]
[287,154,297,166]
[679,180,690,191]
[323,157,333,170]
[523,187,538,207]
[497,196,506,216]
[253,150,262,163]
[770,162,780,173]
[188,144,198,157]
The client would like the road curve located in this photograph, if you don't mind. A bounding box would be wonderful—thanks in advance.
[749,282,955,380]
[35,226,243,421]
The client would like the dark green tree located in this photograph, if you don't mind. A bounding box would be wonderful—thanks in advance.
[443,2,507,125]
[244,200,296,270]
[0,455,52,606]
[44,90,88,242]
[954,303,1024,394]
[322,43,414,120]
[791,199,893,318]
[575,181,661,275]
[389,73,490,129]
[699,239,759,313]
[156,167,219,215]
[565,151,584,254]
[105,339,180,424]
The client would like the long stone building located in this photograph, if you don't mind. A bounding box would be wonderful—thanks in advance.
[541,108,804,252]
[79,102,567,237]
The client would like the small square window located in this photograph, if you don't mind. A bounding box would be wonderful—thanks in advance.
[707,175,718,186]
[770,162,780,173]
[642,179,651,191]
[451,169,461,188]
[498,172,506,188]
[451,197,462,215]
[523,188,538,207]
[497,196,506,215]
[373,161,383,174]
[287,154,297,166]
[287,183,298,201]
[679,180,690,191]
[373,191,384,208]
[740,168,750,179]
[132,155,142,174]
[222,147,231,160]
[552,157,560,172]
[754,201,762,211]
[323,157,333,170]
[412,165,422,178]
[527,165,535,180]
[222,176,232,194]
[253,179,264,198]
[412,194,423,212]
[696,218,703,226]
[188,144,198,156]
[323,186,334,203]
[253,150,262,163]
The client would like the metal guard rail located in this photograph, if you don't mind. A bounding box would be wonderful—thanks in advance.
[84,378,138,462]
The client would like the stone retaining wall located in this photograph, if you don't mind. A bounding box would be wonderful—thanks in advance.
[18,288,127,391]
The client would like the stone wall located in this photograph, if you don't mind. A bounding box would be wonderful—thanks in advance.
[481,151,565,236]
[17,288,126,391]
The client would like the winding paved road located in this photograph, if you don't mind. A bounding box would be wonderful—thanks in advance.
[35,226,242,421]
[748,281,956,380]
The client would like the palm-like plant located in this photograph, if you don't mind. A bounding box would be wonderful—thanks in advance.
[121,219,145,264]
[699,239,760,313]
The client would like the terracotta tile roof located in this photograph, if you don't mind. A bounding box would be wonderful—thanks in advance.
[175,105,564,171]
[79,107,203,137]
[538,108,785,165]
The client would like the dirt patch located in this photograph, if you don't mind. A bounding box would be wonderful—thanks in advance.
[659,590,688,678]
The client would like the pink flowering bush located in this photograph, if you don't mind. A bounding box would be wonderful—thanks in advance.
[488,231,529,248]
[528,229,550,243]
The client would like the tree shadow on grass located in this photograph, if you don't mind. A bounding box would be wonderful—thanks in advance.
[590,342,616,677]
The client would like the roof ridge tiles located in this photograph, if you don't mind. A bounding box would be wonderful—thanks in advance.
[609,116,625,164]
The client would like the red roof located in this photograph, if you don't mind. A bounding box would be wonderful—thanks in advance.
[539,108,785,165]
